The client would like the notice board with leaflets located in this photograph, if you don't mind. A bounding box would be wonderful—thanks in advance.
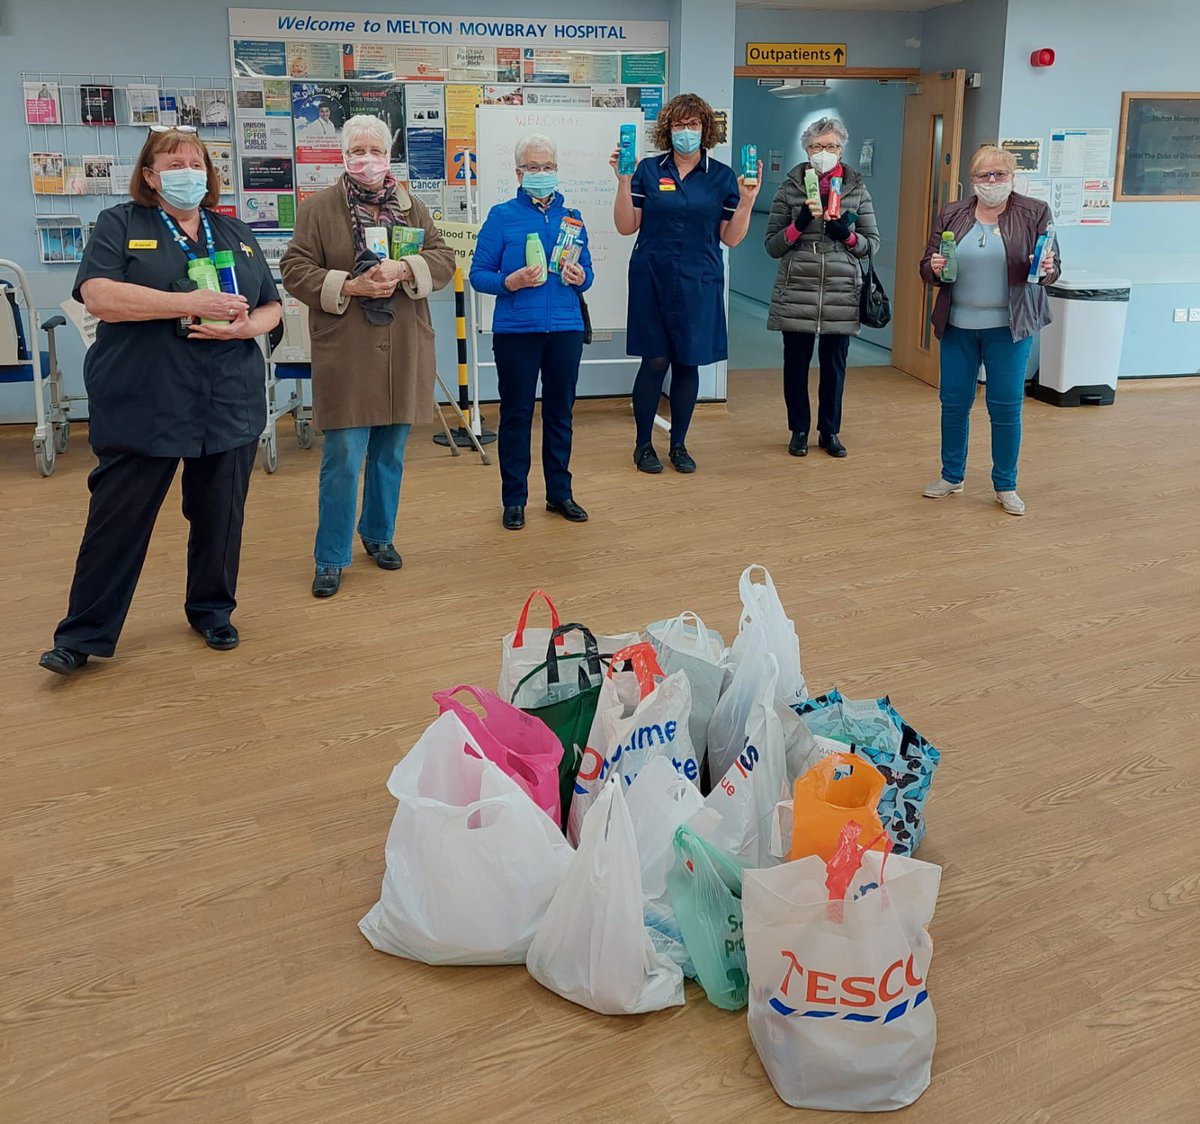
[227,7,671,236]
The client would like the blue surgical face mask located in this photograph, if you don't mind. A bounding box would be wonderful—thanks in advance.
[521,171,558,199]
[672,128,702,155]
[157,167,208,209]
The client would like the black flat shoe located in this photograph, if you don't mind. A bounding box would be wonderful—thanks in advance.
[195,624,239,651]
[546,498,589,522]
[312,567,341,598]
[503,505,525,530]
[669,444,696,473]
[789,431,809,457]
[362,539,403,570]
[633,443,663,474]
[819,433,848,458]
[38,647,89,676]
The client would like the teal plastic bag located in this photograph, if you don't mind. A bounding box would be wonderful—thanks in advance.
[666,826,749,1010]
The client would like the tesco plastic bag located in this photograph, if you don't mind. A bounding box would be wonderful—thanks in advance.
[567,643,698,846]
[744,827,941,1111]
[358,711,572,965]
[527,779,685,1015]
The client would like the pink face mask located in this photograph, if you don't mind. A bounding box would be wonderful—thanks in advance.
[345,153,389,184]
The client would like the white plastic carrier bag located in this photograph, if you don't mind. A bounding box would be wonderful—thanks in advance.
[646,611,727,765]
[744,826,941,1112]
[566,642,698,846]
[358,711,572,966]
[703,654,790,869]
[727,564,808,707]
[527,779,685,1015]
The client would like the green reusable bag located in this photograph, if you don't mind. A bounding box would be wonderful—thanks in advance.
[511,623,607,830]
[666,825,749,1010]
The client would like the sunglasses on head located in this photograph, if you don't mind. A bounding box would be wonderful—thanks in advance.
[148,124,197,134]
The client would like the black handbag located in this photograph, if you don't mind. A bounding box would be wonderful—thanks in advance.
[859,244,892,330]
[577,292,593,345]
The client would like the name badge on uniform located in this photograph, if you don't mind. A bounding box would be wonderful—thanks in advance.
[658,178,676,192]
[128,239,158,249]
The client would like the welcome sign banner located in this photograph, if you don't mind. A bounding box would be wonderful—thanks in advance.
[229,8,670,49]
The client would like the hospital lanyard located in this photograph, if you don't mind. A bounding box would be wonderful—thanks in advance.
[158,207,215,263]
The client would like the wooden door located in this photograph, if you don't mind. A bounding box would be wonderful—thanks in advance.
[892,70,965,387]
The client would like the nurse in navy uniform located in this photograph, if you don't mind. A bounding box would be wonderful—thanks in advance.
[39,127,282,676]
[611,93,760,474]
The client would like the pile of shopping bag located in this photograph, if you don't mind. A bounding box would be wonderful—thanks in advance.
[358,570,945,1112]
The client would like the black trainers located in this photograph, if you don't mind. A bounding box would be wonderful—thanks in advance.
[633,443,663,474]
[669,444,696,473]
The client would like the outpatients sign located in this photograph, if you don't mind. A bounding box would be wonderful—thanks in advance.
[229,8,669,47]
[745,43,848,66]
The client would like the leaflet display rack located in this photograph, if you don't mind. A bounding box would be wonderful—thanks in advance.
[19,72,233,261]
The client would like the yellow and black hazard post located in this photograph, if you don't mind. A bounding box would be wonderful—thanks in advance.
[433,267,496,448]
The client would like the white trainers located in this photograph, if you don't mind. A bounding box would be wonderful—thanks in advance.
[996,491,1026,516]
[922,478,964,499]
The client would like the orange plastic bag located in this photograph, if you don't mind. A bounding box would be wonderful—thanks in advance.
[789,753,887,863]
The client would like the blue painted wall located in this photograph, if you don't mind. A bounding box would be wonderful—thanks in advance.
[735,6,924,73]
[998,0,1200,376]
[920,0,1008,160]
[729,77,905,350]
[0,0,674,422]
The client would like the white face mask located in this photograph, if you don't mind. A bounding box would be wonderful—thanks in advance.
[975,181,1013,207]
[809,150,839,175]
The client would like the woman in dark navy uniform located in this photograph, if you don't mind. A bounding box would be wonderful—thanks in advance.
[612,93,760,474]
[39,128,281,676]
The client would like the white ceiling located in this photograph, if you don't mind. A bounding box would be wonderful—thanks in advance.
[738,0,962,11]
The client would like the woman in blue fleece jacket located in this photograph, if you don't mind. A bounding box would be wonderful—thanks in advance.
[470,133,595,531]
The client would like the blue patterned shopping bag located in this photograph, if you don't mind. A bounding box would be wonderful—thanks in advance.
[793,690,940,855]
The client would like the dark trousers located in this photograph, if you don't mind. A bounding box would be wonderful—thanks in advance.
[53,441,256,656]
[493,331,584,507]
[782,331,850,436]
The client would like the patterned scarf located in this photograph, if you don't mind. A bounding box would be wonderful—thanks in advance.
[343,171,407,256]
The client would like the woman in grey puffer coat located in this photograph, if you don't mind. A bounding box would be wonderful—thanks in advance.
[764,117,880,457]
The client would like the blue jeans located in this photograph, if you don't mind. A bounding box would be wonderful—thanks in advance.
[314,424,411,569]
[939,325,1033,492]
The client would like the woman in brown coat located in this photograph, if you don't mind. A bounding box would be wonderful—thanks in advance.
[281,114,454,597]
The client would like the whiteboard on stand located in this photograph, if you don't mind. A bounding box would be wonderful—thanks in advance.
[475,105,642,333]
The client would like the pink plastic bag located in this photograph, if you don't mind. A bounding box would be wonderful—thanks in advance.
[433,685,564,823]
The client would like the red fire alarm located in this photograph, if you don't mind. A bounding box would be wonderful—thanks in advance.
[1030,48,1055,67]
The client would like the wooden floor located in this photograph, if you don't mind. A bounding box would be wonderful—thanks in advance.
[2,367,1198,1123]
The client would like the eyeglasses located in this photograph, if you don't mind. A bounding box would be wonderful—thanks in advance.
[807,143,841,154]
[519,163,558,173]
[972,170,1011,183]
[149,124,197,134]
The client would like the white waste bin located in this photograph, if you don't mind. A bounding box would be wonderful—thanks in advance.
[1029,276,1131,406]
